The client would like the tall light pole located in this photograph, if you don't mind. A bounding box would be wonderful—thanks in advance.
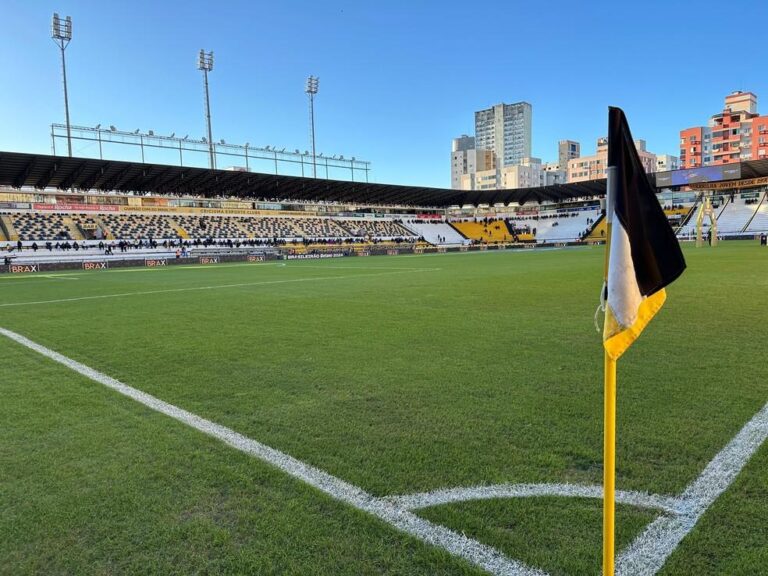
[305,75,319,178]
[198,49,215,169]
[51,13,73,157]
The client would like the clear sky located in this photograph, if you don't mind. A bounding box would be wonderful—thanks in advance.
[2,0,767,188]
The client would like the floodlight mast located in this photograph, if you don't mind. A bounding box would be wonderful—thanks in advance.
[305,75,319,178]
[51,13,73,157]
[198,49,215,169]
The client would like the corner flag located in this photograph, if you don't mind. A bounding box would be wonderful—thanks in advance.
[601,107,686,576]
[603,107,686,360]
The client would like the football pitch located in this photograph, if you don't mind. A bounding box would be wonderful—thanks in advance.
[1,243,767,576]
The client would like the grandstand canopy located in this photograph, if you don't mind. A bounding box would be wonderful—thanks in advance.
[2,151,767,208]
[0,151,604,207]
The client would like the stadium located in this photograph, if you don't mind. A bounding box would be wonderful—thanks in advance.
[2,5,768,576]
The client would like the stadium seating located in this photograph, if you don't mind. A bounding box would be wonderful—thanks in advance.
[450,220,514,243]
[342,219,413,238]
[101,214,180,240]
[70,214,105,239]
[584,215,607,242]
[529,209,601,242]
[10,212,72,241]
[174,215,249,238]
[401,220,467,244]
[715,197,757,234]
[745,194,768,232]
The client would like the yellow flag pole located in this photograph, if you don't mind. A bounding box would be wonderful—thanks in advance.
[603,350,617,575]
[603,165,617,576]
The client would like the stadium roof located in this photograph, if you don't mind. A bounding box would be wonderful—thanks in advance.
[0,151,604,207]
[1,151,767,208]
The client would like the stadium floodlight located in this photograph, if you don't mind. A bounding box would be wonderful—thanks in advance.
[51,13,73,157]
[305,75,319,178]
[94,124,100,130]
[198,49,215,169]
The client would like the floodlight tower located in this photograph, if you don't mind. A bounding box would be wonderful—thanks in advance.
[198,49,215,169]
[51,13,73,157]
[305,75,319,178]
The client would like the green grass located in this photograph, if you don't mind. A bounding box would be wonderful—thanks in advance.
[1,242,766,574]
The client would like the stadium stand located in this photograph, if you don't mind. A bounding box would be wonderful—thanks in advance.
[0,211,422,245]
[100,214,180,240]
[401,220,467,244]
[342,219,413,238]
[585,215,607,242]
[298,217,355,238]
[10,212,73,241]
[450,219,514,243]
[70,214,104,239]
[529,209,601,243]
[745,193,768,232]
[715,197,757,234]
[0,214,14,241]
[240,216,304,239]
[174,215,248,239]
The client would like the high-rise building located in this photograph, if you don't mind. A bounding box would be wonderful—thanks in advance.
[568,137,657,183]
[558,140,580,171]
[679,91,768,168]
[474,102,532,167]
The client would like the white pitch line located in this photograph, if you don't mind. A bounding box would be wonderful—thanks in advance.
[0,276,80,287]
[616,400,768,576]
[0,327,546,576]
[386,483,683,516]
[0,268,439,308]
[3,322,765,576]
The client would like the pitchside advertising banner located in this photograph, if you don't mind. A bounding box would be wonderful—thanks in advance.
[387,249,399,256]
[33,203,120,212]
[199,256,220,264]
[285,252,345,260]
[82,261,109,270]
[9,263,39,273]
[247,255,266,262]
[145,259,167,267]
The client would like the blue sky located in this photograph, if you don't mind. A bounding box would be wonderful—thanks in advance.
[2,0,767,187]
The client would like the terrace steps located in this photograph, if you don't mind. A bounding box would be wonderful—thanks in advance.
[61,215,84,240]
[168,219,190,239]
[92,215,114,240]
[0,214,18,241]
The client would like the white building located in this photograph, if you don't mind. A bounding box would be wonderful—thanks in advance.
[568,137,657,183]
[475,102,532,168]
[656,154,680,172]
[499,158,567,189]
[451,135,475,190]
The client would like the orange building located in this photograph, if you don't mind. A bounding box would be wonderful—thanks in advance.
[680,91,768,168]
